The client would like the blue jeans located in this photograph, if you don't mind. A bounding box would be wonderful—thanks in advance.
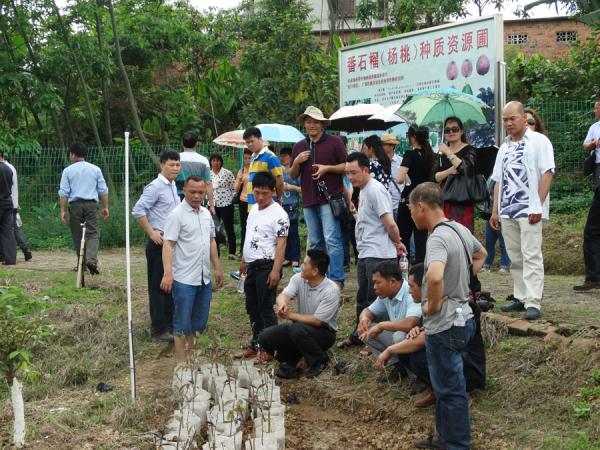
[425,319,476,450]
[484,221,510,269]
[172,280,212,336]
[303,203,344,282]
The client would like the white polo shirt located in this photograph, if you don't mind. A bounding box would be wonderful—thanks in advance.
[163,200,215,285]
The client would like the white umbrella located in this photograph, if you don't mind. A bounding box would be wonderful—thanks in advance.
[368,103,406,125]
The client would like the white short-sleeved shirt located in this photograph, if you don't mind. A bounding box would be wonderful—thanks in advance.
[389,154,403,212]
[356,178,396,259]
[282,273,340,330]
[491,128,555,220]
[243,202,289,263]
[584,121,600,163]
[163,200,215,285]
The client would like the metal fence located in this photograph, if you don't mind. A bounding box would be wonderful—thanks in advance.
[7,98,597,249]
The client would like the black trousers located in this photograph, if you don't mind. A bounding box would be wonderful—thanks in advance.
[397,202,427,264]
[239,202,248,252]
[244,262,278,348]
[215,204,236,255]
[258,322,336,367]
[583,186,600,283]
[146,239,173,335]
[0,208,16,264]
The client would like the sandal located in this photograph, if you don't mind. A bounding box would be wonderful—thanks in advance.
[358,346,372,357]
[336,337,359,349]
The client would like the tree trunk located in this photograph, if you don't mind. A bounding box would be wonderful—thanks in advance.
[10,377,25,447]
[94,2,113,146]
[107,0,159,167]
[51,0,103,149]
[326,0,338,54]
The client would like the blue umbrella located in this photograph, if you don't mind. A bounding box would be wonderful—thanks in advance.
[396,88,488,129]
[256,123,305,143]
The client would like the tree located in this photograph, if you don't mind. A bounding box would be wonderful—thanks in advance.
[0,287,53,447]
[470,0,506,16]
[387,0,468,32]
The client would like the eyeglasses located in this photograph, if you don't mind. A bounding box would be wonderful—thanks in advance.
[526,119,536,126]
[443,126,461,133]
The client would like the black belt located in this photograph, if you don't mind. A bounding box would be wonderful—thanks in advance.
[247,259,274,270]
[70,199,96,204]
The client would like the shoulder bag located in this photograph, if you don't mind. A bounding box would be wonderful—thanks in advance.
[309,140,348,220]
[584,150,595,177]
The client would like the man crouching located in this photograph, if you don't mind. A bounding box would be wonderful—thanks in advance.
[258,249,340,379]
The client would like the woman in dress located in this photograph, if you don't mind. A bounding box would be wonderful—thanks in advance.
[435,116,477,232]
[362,135,392,190]
[234,149,252,251]
[395,126,435,264]
[210,153,237,258]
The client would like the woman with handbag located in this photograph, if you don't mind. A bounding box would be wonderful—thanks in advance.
[234,149,252,251]
[435,116,478,232]
[395,126,436,264]
[210,153,237,259]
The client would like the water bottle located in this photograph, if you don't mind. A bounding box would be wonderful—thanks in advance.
[454,307,466,327]
[399,255,409,281]
[236,274,246,294]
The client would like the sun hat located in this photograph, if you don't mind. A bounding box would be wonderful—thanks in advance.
[297,106,331,126]
[381,133,400,145]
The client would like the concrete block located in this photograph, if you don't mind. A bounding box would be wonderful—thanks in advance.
[203,430,243,450]
[255,402,285,418]
[201,362,226,376]
[245,435,280,450]
[507,320,531,336]
[251,428,285,450]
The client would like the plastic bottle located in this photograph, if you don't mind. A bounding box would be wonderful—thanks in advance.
[454,307,466,327]
[236,274,246,294]
[399,255,409,281]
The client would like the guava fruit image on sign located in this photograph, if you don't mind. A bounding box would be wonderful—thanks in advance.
[476,55,490,75]
[461,59,473,78]
[447,61,458,80]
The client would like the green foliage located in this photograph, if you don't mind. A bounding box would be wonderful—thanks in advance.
[355,0,379,31]
[387,0,467,33]
[0,287,54,383]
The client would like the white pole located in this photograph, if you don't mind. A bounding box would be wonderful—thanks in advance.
[124,131,136,402]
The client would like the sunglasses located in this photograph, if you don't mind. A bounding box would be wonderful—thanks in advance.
[444,126,461,133]
[526,119,536,126]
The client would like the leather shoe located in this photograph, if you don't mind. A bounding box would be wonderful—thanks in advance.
[500,300,525,312]
[24,251,32,261]
[86,261,100,275]
[573,281,600,291]
[276,362,301,379]
[413,436,445,449]
[235,347,257,359]
[414,389,436,408]
[306,359,328,378]
[523,307,541,320]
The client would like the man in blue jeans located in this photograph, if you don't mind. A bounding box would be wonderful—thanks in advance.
[161,176,223,363]
[291,106,347,288]
[409,182,487,450]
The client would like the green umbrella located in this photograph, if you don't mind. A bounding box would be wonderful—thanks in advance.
[396,88,489,129]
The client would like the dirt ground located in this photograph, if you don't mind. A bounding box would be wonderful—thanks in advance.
[0,249,598,450]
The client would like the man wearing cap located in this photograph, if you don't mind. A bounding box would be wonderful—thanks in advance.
[381,134,403,219]
[291,106,347,288]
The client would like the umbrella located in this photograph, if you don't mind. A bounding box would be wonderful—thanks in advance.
[367,103,406,128]
[256,123,304,143]
[329,103,385,132]
[213,130,246,148]
[396,88,488,128]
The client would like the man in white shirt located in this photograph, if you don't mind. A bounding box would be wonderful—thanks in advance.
[576,100,600,291]
[258,249,340,379]
[176,132,215,214]
[583,99,600,188]
[381,133,403,218]
[161,176,223,362]
[236,171,289,360]
[490,101,555,320]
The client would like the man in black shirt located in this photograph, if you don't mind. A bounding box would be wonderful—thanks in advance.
[0,162,16,265]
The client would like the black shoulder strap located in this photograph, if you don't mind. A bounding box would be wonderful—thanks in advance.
[434,221,473,270]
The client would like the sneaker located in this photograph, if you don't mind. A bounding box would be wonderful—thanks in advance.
[305,359,328,378]
[24,251,32,261]
[499,267,509,273]
[235,347,257,359]
[573,281,600,291]
[480,266,491,273]
[276,362,301,379]
[500,299,525,313]
[230,271,241,281]
[228,254,237,260]
[155,331,174,342]
[413,436,445,449]
[523,307,541,321]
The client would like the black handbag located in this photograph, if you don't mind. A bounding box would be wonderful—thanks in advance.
[231,184,243,205]
[443,173,488,204]
[308,139,348,220]
[584,150,595,177]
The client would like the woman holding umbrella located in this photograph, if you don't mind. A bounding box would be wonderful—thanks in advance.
[435,116,477,232]
[362,135,392,190]
[395,126,436,264]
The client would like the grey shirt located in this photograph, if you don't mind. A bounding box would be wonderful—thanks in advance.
[163,200,215,285]
[282,273,340,331]
[422,221,482,335]
[355,178,396,259]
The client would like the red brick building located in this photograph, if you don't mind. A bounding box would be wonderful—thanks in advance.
[504,17,595,59]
